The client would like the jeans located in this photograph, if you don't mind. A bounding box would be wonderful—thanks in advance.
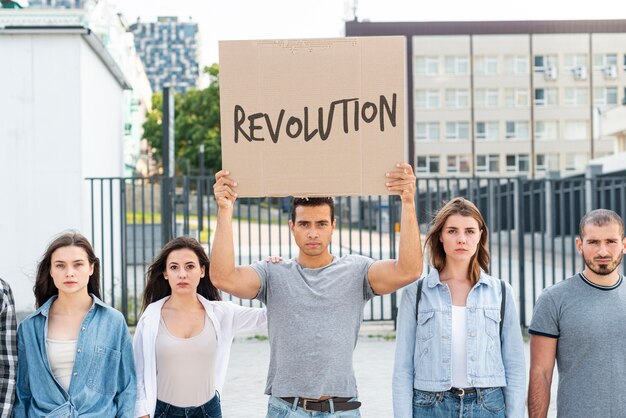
[412,387,505,418]
[266,396,361,417]
[154,393,222,418]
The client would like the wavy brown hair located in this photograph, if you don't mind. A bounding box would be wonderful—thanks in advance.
[142,236,221,312]
[35,232,101,308]
[424,197,489,285]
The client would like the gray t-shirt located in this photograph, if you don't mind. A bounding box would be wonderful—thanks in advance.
[529,273,626,417]
[251,254,375,398]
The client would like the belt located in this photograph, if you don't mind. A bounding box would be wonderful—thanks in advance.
[448,387,477,397]
[279,397,361,412]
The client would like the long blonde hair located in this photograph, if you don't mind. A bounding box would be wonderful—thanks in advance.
[424,197,489,284]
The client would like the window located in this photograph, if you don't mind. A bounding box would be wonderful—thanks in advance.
[476,154,500,173]
[534,88,558,107]
[416,89,439,108]
[475,89,499,108]
[504,88,529,107]
[475,121,499,141]
[505,55,528,75]
[565,54,588,80]
[416,155,440,173]
[445,89,469,108]
[415,122,440,141]
[444,56,469,75]
[505,121,529,140]
[564,87,589,106]
[594,87,618,106]
[447,155,471,173]
[564,54,588,69]
[594,53,618,69]
[535,121,559,140]
[536,154,559,172]
[475,56,498,75]
[446,122,470,141]
[534,54,557,72]
[506,154,530,173]
[565,153,587,171]
[415,56,439,75]
[595,54,618,78]
[564,120,588,140]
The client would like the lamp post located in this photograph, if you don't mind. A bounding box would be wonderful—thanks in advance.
[198,144,205,234]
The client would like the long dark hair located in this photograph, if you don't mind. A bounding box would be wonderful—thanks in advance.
[35,232,102,308]
[142,236,221,312]
[424,197,490,285]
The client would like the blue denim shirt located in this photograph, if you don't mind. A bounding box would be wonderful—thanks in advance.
[392,269,526,418]
[14,295,136,418]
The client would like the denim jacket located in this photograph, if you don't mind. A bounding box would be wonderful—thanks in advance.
[14,295,136,418]
[392,269,526,418]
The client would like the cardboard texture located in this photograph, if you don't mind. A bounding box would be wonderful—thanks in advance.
[219,36,406,197]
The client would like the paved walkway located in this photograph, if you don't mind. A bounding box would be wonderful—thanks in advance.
[222,325,557,417]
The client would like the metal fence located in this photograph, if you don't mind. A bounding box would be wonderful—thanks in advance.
[87,174,626,327]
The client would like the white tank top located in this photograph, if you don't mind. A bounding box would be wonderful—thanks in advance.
[451,305,471,388]
[46,338,77,392]
[156,314,217,407]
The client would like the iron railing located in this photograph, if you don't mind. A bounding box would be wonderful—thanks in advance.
[87,174,626,327]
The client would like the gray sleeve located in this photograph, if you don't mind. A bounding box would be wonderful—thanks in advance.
[360,257,376,301]
[528,290,560,338]
[251,261,269,305]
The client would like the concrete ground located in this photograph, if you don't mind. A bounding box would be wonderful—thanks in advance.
[221,324,557,417]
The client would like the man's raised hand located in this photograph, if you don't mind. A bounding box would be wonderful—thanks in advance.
[213,170,238,210]
[385,163,416,204]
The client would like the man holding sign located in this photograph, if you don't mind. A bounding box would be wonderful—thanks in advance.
[210,163,422,417]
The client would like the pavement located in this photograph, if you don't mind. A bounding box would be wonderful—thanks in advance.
[221,323,558,417]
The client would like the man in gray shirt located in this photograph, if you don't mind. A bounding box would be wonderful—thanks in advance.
[528,209,626,418]
[210,163,422,417]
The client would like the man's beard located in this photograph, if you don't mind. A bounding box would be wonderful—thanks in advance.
[584,253,624,276]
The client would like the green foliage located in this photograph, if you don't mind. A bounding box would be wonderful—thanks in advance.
[143,64,221,174]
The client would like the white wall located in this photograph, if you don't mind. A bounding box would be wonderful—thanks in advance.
[79,39,125,306]
[0,33,124,313]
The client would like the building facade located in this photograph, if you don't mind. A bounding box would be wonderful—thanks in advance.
[129,16,200,93]
[346,20,626,177]
[28,0,89,8]
[0,8,130,313]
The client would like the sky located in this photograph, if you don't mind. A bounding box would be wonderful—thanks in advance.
[113,0,626,71]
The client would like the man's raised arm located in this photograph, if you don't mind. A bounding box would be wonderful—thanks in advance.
[368,163,423,295]
[209,170,262,299]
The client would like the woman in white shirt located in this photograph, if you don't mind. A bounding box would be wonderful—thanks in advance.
[133,236,267,418]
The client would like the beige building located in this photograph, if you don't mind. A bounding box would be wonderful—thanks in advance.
[346,20,626,177]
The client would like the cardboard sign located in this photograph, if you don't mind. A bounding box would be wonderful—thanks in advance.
[219,37,406,197]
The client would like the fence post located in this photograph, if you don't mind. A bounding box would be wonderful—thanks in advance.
[585,163,602,212]
[516,176,527,327]
[161,86,175,246]
[119,179,128,319]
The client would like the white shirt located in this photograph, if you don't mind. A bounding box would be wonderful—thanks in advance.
[133,295,267,417]
[451,305,470,388]
[46,338,77,392]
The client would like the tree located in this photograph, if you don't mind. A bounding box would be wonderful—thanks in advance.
[143,64,221,175]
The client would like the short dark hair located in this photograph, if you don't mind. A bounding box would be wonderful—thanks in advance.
[579,209,624,238]
[290,197,335,223]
